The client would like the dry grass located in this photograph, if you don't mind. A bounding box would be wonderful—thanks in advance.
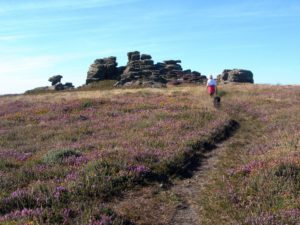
[0,85,226,224]
[0,84,299,224]
[197,84,300,225]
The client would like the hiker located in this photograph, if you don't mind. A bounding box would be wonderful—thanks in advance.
[206,75,217,96]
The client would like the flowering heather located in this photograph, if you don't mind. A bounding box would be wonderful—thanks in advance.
[53,186,68,201]
[1,84,298,224]
[0,87,228,223]
[0,208,43,222]
[89,215,112,225]
[245,209,300,225]
[10,189,28,199]
[62,155,88,166]
[127,165,151,176]
[0,150,32,161]
[198,84,300,225]
[228,160,266,176]
[65,171,79,182]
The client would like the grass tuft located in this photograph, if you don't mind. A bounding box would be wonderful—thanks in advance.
[43,149,81,164]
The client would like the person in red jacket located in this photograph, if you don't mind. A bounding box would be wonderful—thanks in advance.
[206,75,217,96]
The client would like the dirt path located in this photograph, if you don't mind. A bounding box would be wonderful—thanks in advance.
[168,116,253,225]
[169,142,226,225]
[111,120,240,225]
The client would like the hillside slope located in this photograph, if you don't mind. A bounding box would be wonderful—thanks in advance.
[0,84,299,224]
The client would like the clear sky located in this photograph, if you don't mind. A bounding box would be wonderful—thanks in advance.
[0,0,300,94]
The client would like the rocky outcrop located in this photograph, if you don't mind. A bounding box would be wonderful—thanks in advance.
[218,69,254,83]
[48,75,63,85]
[26,76,74,94]
[46,75,74,90]
[86,57,124,84]
[48,76,74,90]
[113,51,207,87]
[182,71,207,84]
[114,51,167,87]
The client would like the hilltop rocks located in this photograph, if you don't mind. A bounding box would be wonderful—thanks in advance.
[162,60,183,79]
[86,57,123,84]
[85,51,209,87]
[25,75,74,93]
[128,51,140,61]
[112,51,207,87]
[48,75,63,85]
[141,54,152,60]
[218,69,254,83]
[48,75,74,91]
[183,71,207,83]
[114,51,167,87]
[164,60,181,65]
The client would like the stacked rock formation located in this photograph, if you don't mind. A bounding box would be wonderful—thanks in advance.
[86,57,125,84]
[48,75,74,91]
[218,69,254,83]
[49,75,62,85]
[26,75,74,93]
[114,51,206,87]
[182,70,207,84]
[85,51,208,87]
[115,51,167,87]
[157,60,182,81]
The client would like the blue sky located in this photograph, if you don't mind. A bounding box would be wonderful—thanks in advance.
[0,0,300,94]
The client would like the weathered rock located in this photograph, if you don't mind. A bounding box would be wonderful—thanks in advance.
[48,75,63,85]
[165,64,182,71]
[127,51,140,61]
[155,63,166,69]
[218,69,254,83]
[86,56,120,84]
[28,74,74,93]
[84,51,209,87]
[130,54,140,61]
[141,59,154,66]
[183,69,192,74]
[64,82,74,89]
[164,60,181,65]
[141,70,153,76]
[141,54,152,60]
[54,83,64,91]
[117,66,126,77]
[192,71,201,76]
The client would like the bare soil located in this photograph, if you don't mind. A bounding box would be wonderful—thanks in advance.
[169,142,227,225]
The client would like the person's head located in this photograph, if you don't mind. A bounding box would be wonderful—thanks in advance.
[209,75,213,79]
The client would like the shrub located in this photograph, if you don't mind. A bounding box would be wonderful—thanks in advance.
[274,163,300,189]
[77,159,131,200]
[0,190,37,215]
[0,159,19,171]
[43,149,81,164]
[274,163,300,180]
[80,100,94,109]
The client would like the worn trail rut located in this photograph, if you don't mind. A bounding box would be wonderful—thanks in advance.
[169,132,238,225]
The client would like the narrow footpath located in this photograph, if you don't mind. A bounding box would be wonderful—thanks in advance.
[169,141,230,225]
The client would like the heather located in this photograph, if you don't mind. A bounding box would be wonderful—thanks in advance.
[0,85,299,224]
[0,87,228,224]
[198,84,300,225]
